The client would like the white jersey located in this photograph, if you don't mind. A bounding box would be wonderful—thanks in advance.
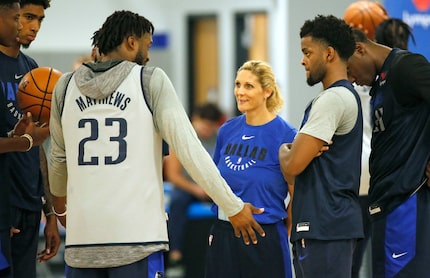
[61,66,166,246]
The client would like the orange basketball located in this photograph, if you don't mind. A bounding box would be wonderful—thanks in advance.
[17,67,62,124]
[343,1,389,40]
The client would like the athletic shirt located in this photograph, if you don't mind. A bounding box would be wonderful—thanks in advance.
[368,49,430,219]
[213,115,297,224]
[0,91,11,230]
[0,51,43,212]
[61,65,167,246]
[291,80,363,242]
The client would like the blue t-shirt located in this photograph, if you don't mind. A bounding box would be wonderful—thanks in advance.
[0,51,43,212]
[213,115,297,224]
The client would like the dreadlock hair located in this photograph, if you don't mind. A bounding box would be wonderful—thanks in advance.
[375,18,415,50]
[94,10,154,56]
[20,0,50,9]
[300,15,356,61]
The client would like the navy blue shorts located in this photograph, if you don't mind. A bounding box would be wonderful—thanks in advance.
[292,238,356,278]
[204,220,292,278]
[10,208,40,278]
[66,251,165,278]
[371,186,430,278]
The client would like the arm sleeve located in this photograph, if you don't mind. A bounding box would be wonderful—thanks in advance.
[48,73,73,197]
[149,68,244,217]
[300,87,358,142]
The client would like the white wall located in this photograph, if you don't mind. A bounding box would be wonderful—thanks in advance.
[26,0,357,127]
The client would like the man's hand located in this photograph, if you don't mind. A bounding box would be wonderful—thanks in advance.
[228,203,265,245]
[9,227,20,238]
[13,112,49,146]
[37,215,61,262]
[315,141,332,157]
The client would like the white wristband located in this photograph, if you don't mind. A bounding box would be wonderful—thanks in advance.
[20,134,33,151]
[52,205,67,217]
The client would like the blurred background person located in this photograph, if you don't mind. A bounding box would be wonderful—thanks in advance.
[165,102,224,278]
[375,17,415,50]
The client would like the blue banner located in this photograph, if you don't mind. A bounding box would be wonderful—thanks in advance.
[383,0,430,60]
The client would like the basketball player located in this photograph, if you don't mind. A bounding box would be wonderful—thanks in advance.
[48,10,264,278]
[0,0,60,277]
[279,15,363,278]
[0,0,47,155]
[349,16,416,278]
[342,3,389,277]
[348,28,430,278]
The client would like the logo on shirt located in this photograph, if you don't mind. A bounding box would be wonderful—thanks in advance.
[392,252,408,259]
[241,135,255,140]
[222,143,267,171]
[14,74,23,80]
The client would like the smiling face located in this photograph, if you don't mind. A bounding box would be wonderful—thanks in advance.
[234,69,271,115]
[300,36,327,86]
[18,4,45,48]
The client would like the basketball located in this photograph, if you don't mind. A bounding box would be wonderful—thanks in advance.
[17,67,62,124]
[343,1,389,40]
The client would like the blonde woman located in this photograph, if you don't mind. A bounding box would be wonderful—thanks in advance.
[205,60,296,278]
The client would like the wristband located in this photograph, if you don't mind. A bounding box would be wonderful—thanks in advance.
[52,205,67,217]
[20,134,33,151]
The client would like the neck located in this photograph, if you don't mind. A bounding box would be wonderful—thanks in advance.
[370,43,392,73]
[245,110,276,126]
[322,63,348,90]
[0,43,21,58]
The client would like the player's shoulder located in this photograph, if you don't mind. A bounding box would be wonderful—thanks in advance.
[317,86,356,105]
[391,50,428,71]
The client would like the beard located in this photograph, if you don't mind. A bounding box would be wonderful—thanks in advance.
[134,51,144,65]
[134,51,148,66]
[306,66,325,86]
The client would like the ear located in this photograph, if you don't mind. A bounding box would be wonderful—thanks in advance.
[125,36,137,51]
[264,88,273,99]
[355,42,366,56]
[326,46,336,62]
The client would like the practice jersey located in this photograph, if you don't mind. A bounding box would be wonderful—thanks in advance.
[0,51,43,212]
[0,91,10,230]
[61,66,167,246]
[213,115,297,224]
[368,49,430,219]
[291,80,363,242]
